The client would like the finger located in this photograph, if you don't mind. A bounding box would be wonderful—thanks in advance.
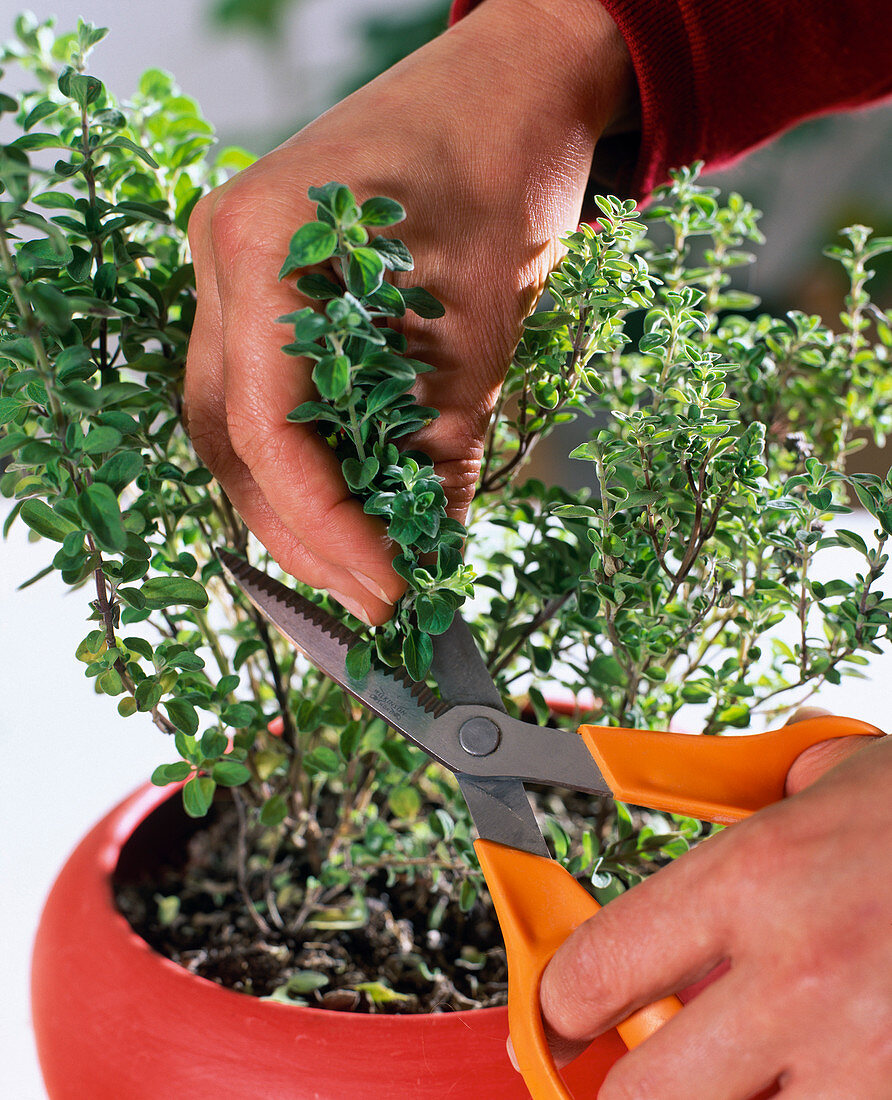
[785,734,883,796]
[186,198,385,623]
[539,836,735,1062]
[209,191,405,620]
[594,972,783,1100]
[783,706,884,796]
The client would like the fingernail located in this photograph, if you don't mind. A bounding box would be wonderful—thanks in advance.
[327,589,373,626]
[506,1036,519,1073]
[347,567,394,605]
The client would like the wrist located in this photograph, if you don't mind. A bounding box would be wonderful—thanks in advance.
[454,0,636,141]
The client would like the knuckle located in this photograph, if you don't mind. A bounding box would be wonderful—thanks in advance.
[186,191,213,245]
[541,916,621,1041]
[206,186,258,260]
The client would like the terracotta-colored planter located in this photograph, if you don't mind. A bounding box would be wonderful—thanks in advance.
[32,783,626,1099]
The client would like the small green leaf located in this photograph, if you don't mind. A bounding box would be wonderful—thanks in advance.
[355,981,412,1005]
[400,286,445,318]
[151,761,191,785]
[359,196,405,227]
[260,793,288,827]
[140,576,209,610]
[345,640,371,681]
[369,237,414,272]
[415,593,454,635]
[94,452,145,495]
[280,222,338,276]
[387,785,421,818]
[305,745,340,773]
[212,759,252,786]
[221,702,255,728]
[459,880,478,913]
[345,247,385,297]
[402,627,433,681]
[182,775,216,818]
[163,698,199,735]
[81,426,122,454]
[20,499,77,542]
[312,354,350,400]
[77,482,128,552]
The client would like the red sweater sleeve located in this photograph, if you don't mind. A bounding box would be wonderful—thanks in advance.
[450,0,892,198]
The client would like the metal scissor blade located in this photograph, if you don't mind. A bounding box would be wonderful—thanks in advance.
[458,774,549,858]
[431,613,504,711]
[216,549,446,748]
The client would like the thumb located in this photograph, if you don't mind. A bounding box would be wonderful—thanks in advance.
[784,706,882,796]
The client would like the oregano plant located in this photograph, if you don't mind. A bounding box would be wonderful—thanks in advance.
[3,17,892,1009]
[278,182,474,681]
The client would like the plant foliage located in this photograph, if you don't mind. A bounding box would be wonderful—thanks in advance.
[3,17,892,1006]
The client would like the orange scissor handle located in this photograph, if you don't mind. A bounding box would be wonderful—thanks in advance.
[475,839,682,1100]
[579,714,884,824]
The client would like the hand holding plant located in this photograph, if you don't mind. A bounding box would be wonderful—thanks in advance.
[185,0,634,622]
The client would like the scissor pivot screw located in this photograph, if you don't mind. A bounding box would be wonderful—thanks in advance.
[458,716,501,757]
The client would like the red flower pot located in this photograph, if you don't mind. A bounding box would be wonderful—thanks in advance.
[31,783,626,1098]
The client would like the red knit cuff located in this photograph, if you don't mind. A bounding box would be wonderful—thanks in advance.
[450,1,892,201]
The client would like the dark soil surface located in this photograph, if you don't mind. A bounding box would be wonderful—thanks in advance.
[115,801,510,1014]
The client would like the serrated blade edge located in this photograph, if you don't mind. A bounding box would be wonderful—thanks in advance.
[215,549,447,748]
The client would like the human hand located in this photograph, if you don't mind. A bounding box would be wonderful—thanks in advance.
[538,719,892,1098]
[184,0,634,624]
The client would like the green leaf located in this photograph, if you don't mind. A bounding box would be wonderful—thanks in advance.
[23,99,62,131]
[312,354,350,400]
[182,776,216,818]
[201,728,228,759]
[280,222,338,276]
[339,720,363,760]
[681,682,713,704]
[151,761,191,786]
[163,698,199,735]
[0,397,25,426]
[212,759,252,786]
[221,702,255,728]
[590,655,627,687]
[522,311,574,331]
[141,576,209,610]
[402,627,433,681]
[104,136,159,168]
[286,401,344,425]
[296,272,343,299]
[369,237,414,272]
[77,482,128,552]
[350,979,411,1006]
[305,745,340,773]
[81,426,123,454]
[401,286,445,318]
[415,593,454,635]
[364,376,413,416]
[459,880,478,913]
[20,499,77,542]
[716,704,751,728]
[359,196,405,227]
[260,793,288,827]
[94,452,144,494]
[345,640,371,681]
[345,247,385,297]
[387,785,421,818]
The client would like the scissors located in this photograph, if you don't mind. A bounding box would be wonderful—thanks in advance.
[217,548,882,1099]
